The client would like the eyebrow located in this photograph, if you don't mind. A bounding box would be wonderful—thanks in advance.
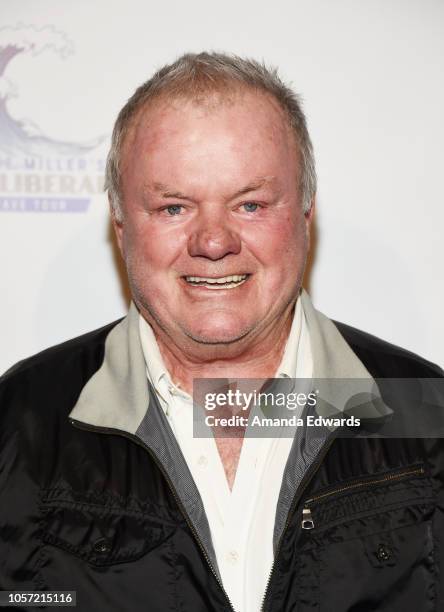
[230,177,276,199]
[151,182,196,202]
[150,176,277,202]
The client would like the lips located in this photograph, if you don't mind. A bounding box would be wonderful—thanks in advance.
[184,274,249,289]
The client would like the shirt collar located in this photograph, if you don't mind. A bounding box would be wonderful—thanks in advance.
[139,314,171,393]
[275,295,302,379]
[138,315,189,413]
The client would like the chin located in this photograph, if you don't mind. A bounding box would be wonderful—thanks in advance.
[181,316,254,345]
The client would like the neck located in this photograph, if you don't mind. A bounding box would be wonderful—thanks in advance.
[148,303,295,395]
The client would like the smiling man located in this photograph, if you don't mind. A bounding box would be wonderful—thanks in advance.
[114,83,310,378]
[1,52,444,612]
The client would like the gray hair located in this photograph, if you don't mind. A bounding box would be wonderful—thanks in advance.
[105,51,317,222]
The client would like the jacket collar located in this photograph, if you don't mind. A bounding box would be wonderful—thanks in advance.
[69,301,149,433]
[300,290,371,379]
[69,289,375,432]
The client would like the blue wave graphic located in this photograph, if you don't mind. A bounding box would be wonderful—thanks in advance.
[0,24,105,158]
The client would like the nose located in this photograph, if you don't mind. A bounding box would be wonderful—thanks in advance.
[187,209,241,260]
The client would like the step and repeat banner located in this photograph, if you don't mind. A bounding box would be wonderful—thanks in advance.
[1,0,443,372]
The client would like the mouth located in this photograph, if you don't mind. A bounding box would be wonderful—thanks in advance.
[183,274,250,289]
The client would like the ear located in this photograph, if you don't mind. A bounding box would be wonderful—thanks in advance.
[109,199,125,258]
[304,197,316,251]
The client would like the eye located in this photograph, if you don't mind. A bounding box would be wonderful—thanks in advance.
[165,205,183,216]
[241,202,260,213]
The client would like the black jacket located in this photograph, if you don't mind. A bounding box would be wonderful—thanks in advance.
[1,297,443,612]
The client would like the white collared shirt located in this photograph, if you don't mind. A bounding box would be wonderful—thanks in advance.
[139,297,313,612]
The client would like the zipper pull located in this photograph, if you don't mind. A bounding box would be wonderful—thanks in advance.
[301,507,315,530]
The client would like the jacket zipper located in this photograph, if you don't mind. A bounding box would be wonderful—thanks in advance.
[69,418,236,612]
[301,465,425,530]
[260,434,338,612]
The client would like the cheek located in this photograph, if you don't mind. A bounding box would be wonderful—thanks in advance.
[280,210,307,253]
[123,220,185,272]
[244,215,307,270]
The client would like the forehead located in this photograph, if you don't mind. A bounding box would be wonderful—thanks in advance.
[120,88,299,195]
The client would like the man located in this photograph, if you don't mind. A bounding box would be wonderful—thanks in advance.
[0,52,443,612]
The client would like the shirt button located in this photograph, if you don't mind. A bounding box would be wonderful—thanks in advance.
[226,550,239,564]
[197,455,208,467]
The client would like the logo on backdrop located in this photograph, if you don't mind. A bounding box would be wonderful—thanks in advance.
[0,24,106,213]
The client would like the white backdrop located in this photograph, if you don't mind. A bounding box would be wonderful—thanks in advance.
[1,0,443,374]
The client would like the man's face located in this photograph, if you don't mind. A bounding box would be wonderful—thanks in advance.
[114,89,313,354]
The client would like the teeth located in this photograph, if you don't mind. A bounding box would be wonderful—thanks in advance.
[184,274,248,289]
[185,274,247,284]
